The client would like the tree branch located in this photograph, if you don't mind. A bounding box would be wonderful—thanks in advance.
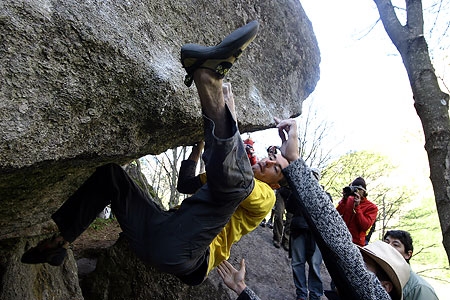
[374,0,409,50]
[406,0,424,34]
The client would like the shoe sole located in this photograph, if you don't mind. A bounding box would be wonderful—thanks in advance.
[181,20,259,63]
[180,20,259,85]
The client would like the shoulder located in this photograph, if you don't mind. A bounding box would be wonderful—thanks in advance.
[361,198,378,210]
[243,179,276,211]
[253,179,275,198]
[404,270,438,299]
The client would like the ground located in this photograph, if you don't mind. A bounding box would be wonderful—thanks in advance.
[71,218,121,258]
[70,217,332,300]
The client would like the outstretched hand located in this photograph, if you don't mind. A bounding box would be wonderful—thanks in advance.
[274,117,299,163]
[217,259,247,296]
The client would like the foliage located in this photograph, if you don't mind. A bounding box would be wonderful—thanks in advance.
[397,196,450,282]
[321,150,393,199]
[89,217,116,231]
[321,150,415,238]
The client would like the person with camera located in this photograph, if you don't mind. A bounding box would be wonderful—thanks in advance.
[336,177,378,247]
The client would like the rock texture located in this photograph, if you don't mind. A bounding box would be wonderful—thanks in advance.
[0,0,320,299]
[0,236,83,300]
[0,224,331,300]
[79,225,331,300]
[0,0,319,239]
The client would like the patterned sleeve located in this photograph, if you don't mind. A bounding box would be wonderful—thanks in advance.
[282,159,391,300]
[236,287,261,300]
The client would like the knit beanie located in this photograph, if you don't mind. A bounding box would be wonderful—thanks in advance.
[351,177,367,191]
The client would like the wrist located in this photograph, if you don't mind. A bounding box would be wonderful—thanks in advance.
[235,283,247,295]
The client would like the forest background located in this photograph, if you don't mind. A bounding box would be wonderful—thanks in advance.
[135,0,450,297]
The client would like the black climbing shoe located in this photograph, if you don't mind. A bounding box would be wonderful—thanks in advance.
[181,20,259,87]
[21,235,68,266]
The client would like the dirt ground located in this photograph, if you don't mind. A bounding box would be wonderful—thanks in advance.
[71,218,121,258]
[71,218,333,300]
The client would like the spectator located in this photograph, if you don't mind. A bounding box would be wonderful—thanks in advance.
[336,177,378,246]
[384,230,439,300]
[286,168,324,300]
[359,241,411,300]
[272,184,292,250]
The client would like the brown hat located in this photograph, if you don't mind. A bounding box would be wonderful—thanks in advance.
[359,241,411,300]
[351,177,367,192]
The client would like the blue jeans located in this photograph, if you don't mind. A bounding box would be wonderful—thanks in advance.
[291,231,323,300]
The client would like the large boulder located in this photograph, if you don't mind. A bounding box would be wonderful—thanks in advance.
[0,0,320,298]
[0,0,319,239]
[0,236,83,300]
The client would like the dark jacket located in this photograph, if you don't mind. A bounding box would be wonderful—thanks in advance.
[286,188,309,233]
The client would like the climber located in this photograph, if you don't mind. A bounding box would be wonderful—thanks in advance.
[21,20,293,286]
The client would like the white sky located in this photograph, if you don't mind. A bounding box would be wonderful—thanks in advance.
[248,0,449,190]
[247,1,450,294]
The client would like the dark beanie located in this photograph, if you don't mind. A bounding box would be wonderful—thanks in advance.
[351,177,367,190]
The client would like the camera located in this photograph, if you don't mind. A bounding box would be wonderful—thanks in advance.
[343,185,358,196]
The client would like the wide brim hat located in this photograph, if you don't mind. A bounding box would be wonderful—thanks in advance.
[359,241,410,300]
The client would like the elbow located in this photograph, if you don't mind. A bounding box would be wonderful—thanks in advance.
[177,182,195,194]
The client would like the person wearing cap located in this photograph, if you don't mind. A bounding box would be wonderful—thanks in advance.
[384,230,439,300]
[336,177,378,246]
[286,167,324,300]
[359,240,411,300]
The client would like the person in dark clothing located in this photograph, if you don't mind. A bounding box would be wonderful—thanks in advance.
[272,185,292,250]
[286,168,323,300]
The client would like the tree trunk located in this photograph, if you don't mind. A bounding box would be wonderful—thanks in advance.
[373,0,450,264]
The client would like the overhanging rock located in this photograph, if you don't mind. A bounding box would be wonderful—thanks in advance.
[0,2,320,297]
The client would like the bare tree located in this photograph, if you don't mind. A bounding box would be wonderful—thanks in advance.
[141,145,198,209]
[124,159,164,208]
[322,150,410,237]
[297,98,337,170]
[373,0,450,263]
